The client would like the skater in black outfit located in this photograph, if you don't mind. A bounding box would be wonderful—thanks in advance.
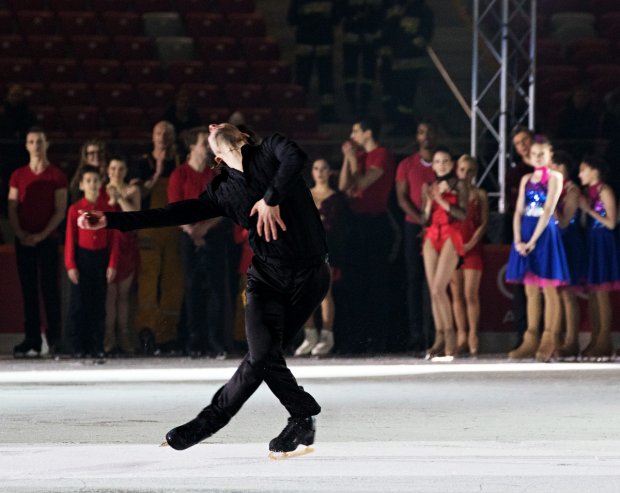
[79,123,331,457]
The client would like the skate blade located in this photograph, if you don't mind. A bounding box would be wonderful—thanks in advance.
[431,355,454,363]
[268,446,314,460]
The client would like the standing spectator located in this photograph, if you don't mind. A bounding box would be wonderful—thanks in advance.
[168,126,231,359]
[295,158,350,357]
[421,147,468,360]
[69,139,107,203]
[449,155,488,357]
[65,165,120,358]
[339,116,395,352]
[578,156,619,361]
[380,0,434,129]
[341,0,386,115]
[9,128,67,357]
[128,120,183,354]
[395,120,437,352]
[505,142,569,362]
[288,0,343,121]
[104,156,141,355]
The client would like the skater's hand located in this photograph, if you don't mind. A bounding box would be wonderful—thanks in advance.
[106,267,117,283]
[341,140,355,157]
[523,240,536,254]
[68,268,79,285]
[78,210,107,230]
[515,241,528,256]
[250,199,286,242]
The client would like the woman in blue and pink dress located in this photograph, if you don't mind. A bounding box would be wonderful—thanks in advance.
[550,150,586,360]
[505,141,570,362]
[577,155,620,361]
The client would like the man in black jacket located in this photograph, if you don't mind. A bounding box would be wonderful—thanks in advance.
[79,123,331,457]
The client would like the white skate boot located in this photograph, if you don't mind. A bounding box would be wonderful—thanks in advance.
[294,328,318,356]
[311,330,334,356]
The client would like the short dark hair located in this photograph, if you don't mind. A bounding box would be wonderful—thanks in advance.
[79,164,101,182]
[511,125,533,140]
[431,145,453,160]
[552,149,577,177]
[355,116,382,140]
[581,154,609,182]
[184,126,209,149]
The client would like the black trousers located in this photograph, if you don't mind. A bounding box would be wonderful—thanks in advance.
[67,247,108,354]
[342,39,377,112]
[14,237,61,347]
[294,44,335,114]
[205,258,331,426]
[180,232,228,354]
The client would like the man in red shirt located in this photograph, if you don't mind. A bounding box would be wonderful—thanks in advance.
[338,116,395,353]
[168,126,232,359]
[8,128,67,357]
[395,121,437,352]
[65,165,120,358]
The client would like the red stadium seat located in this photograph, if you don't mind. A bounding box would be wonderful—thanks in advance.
[176,0,219,14]
[586,0,620,17]
[16,11,57,36]
[38,58,80,83]
[585,63,620,80]
[180,83,220,107]
[209,60,249,84]
[33,105,66,137]
[224,83,264,108]
[21,82,47,105]
[265,84,306,107]
[49,82,91,106]
[227,14,266,38]
[198,106,230,123]
[91,0,132,11]
[101,12,142,36]
[166,60,207,85]
[278,108,318,135]
[136,82,176,108]
[217,0,255,14]
[57,11,98,36]
[113,36,156,60]
[105,107,146,131]
[124,60,164,83]
[49,0,89,10]
[237,107,276,131]
[60,105,103,134]
[27,35,70,59]
[184,13,227,37]
[0,58,36,82]
[93,83,136,107]
[0,12,15,34]
[70,35,112,60]
[82,59,122,83]
[539,0,580,17]
[0,36,28,59]
[132,0,174,13]
[250,60,291,84]
[536,38,565,65]
[241,37,280,60]
[196,37,239,61]
[7,0,47,10]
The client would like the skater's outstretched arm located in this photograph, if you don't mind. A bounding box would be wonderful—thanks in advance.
[78,196,223,232]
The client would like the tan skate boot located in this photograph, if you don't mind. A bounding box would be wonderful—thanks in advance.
[508,328,539,359]
[311,330,334,357]
[535,329,559,362]
[468,331,479,357]
[587,331,614,362]
[425,330,444,360]
[294,328,319,356]
[558,340,580,360]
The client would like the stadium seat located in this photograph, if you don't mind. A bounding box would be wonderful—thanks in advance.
[237,107,275,131]
[136,82,176,108]
[184,13,227,37]
[176,0,219,14]
[82,59,122,83]
[49,82,91,106]
[265,84,306,107]
[227,14,266,38]
[536,38,565,65]
[6,0,47,11]
[142,12,184,38]
[250,61,291,84]
[180,83,220,107]
[124,60,164,83]
[21,82,47,105]
[586,0,620,17]
[93,83,136,107]
[155,37,195,63]
[57,11,98,36]
[101,12,142,37]
[32,105,66,137]
[216,0,255,14]
[38,58,80,83]
[539,0,581,17]
[166,60,207,85]
[0,36,28,59]
[196,37,239,61]
[70,35,112,60]
[16,11,56,36]
[241,37,280,60]
[91,0,132,11]
[224,84,264,108]
[133,0,175,13]
[59,105,103,134]
[113,36,156,60]
[209,60,249,84]
[0,58,36,82]
[0,12,15,35]
[27,35,70,59]
[49,0,89,10]
[278,108,318,136]
[104,107,146,132]
[198,106,230,123]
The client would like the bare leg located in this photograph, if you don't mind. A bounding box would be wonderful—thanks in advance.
[449,269,468,354]
[422,240,443,356]
[463,269,482,356]
[311,286,335,356]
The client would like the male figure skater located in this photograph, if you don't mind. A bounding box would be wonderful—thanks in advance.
[79,123,330,457]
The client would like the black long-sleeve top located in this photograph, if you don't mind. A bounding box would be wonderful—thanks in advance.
[105,133,328,267]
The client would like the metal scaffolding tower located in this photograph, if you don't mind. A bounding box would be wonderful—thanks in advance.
[471,0,536,213]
